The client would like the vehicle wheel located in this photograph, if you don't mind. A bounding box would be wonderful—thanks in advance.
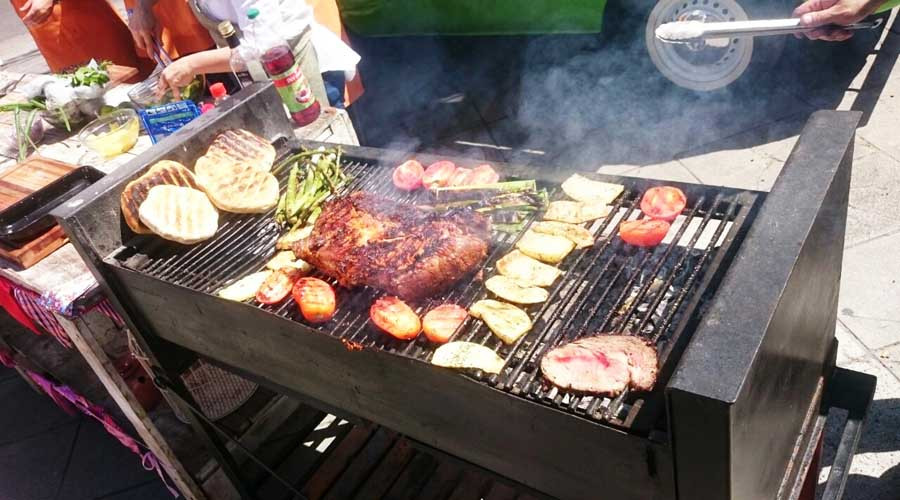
[644,0,793,91]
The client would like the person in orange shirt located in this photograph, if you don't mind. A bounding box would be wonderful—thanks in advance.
[124,0,214,62]
[12,0,213,81]
[12,0,146,79]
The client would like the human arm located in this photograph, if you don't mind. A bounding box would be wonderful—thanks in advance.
[128,0,160,54]
[156,48,233,99]
[793,0,882,41]
[19,0,54,26]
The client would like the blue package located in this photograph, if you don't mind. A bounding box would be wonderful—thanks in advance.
[138,100,201,144]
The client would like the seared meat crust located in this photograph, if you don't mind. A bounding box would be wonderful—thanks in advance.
[294,192,490,300]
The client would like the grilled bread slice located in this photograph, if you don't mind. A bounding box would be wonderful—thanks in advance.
[138,185,219,244]
[121,161,200,234]
[206,129,275,171]
[195,160,279,214]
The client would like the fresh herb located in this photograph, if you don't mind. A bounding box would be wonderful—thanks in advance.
[68,61,111,88]
[0,98,70,133]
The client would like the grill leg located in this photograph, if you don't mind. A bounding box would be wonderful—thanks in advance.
[798,433,824,500]
[138,331,259,500]
[152,363,258,500]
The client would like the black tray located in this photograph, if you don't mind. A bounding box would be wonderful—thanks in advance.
[0,166,105,247]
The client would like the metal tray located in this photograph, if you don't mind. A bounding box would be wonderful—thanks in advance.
[0,166,105,246]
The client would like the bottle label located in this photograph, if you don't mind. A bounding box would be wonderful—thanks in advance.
[270,62,316,113]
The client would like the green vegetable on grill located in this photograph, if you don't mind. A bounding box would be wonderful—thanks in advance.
[274,147,350,230]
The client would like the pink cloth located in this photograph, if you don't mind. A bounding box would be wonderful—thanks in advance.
[28,372,180,497]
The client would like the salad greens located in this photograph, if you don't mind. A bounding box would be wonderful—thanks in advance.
[68,61,111,88]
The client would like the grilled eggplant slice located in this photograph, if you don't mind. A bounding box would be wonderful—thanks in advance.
[561,174,623,204]
[431,342,505,374]
[469,299,532,344]
[265,251,313,274]
[275,226,314,250]
[217,271,272,302]
[515,230,575,264]
[531,221,594,249]
[485,276,548,305]
[496,250,562,288]
[544,200,612,224]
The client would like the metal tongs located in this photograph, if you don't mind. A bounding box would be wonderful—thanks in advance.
[655,17,882,43]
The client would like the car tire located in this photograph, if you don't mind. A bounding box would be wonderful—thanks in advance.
[641,0,794,91]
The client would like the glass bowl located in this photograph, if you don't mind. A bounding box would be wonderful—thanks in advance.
[78,109,140,159]
[127,70,205,108]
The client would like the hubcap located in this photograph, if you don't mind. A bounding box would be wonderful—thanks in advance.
[646,0,753,91]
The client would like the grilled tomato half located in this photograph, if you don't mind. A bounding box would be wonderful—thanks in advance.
[619,219,671,247]
[422,304,468,344]
[422,160,457,189]
[370,296,421,340]
[392,160,425,191]
[292,277,336,323]
[640,186,686,222]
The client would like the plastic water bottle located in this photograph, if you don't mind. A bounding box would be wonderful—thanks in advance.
[217,20,254,88]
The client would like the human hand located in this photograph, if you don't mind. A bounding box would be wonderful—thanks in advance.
[793,0,881,41]
[156,57,196,101]
[128,5,159,55]
[19,0,54,26]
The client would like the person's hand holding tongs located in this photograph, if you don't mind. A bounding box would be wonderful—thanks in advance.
[793,0,883,41]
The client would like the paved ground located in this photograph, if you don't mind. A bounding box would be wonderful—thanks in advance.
[0,363,176,500]
[1,2,899,499]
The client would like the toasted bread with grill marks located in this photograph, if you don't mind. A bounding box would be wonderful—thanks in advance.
[206,129,275,172]
[138,185,219,245]
[195,161,279,214]
[121,161,200,234]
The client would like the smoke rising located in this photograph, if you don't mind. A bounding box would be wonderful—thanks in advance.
[347,6,878,173]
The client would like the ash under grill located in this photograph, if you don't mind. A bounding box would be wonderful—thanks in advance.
[115,143,759,429]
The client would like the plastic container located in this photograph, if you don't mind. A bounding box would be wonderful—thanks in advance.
[336,0,608,36]
[78,109,140,158]
[0,166,104,246]
[137,100,201,144]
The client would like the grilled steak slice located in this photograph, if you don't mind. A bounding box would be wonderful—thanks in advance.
[121,161,200,234]
[294,192,490,300]
[541,335,658,396]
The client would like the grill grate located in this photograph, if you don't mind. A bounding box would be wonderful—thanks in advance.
[116,145,759,428]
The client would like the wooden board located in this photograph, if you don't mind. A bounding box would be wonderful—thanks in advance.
[0,224,67,269]
[0,156,77,268]
[0,156,76,209]
[107,65,139,87]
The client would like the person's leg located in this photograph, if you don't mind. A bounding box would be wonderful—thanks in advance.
[291,28,329,107]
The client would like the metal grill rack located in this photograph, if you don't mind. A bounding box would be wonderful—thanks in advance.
[115,144,760,429]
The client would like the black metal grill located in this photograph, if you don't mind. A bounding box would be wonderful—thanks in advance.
[116,142,760,429]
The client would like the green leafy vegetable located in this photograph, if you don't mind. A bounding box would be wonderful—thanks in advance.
[68,61,111,88]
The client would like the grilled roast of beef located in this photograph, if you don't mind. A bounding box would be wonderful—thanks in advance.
[294,192,491,300]
[540,335,658,396]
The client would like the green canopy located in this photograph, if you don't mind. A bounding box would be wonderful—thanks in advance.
[336,0,609,36]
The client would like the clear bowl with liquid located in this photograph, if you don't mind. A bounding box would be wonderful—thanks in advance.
[78,109,140,159]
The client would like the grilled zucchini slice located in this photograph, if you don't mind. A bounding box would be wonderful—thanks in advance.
[469,299,532,344]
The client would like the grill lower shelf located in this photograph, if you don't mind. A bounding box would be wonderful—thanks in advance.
[114,147,760,429]
[245,407,539,500]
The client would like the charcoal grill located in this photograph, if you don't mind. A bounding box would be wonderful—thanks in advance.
[54,84,876,500]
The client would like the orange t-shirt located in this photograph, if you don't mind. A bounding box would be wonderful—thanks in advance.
[123,0,214,60]
[10,0,144,77]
